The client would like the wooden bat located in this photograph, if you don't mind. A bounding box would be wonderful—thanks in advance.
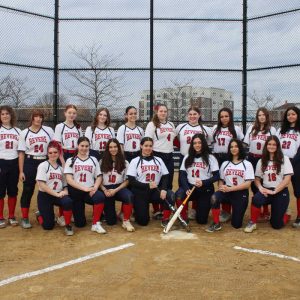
[163,186,196,234]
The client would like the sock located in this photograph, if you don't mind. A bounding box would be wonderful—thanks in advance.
[297,198,300,217]
[92,203,104,225]
[37,215,43,225]
[192,200,197,210]
[0,198,4,219]
[162,209,171,221]
[222,203,231,214]
[8,197,17,218]
[152,203,159,213]
[59,206,64,217]
[21,207,29,219]
[283,213,291,225]
[262,204,269,215]
[63,210,72,225]
[212,208,220,224]
[250,205,261,224]
[122,204,133,221]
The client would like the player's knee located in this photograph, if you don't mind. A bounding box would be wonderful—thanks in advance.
[210,194,218,207]
[135,216,149,226]
[270,220,284,230]
[42,223,55,230]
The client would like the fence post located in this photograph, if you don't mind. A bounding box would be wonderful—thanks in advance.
[53,0,59,125]
[149,0,154,120]
[242,0,248,133]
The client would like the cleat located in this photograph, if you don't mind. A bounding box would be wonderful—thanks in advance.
[122,220,135,232]
[153,211,163,220]
[292,217,300,228]
[219,210,231,223]
[0,219,6,228]
[244,221,257,233]
[161,219,169,228]
[56,215,66,227]
[8,217,18,226]
[205,222,222,233]
[188,208,196,220]
[91,221,107,234]
[21,218,32,229]
[65,224,74,236]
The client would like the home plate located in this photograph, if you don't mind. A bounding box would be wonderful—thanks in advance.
[160,230,198,240]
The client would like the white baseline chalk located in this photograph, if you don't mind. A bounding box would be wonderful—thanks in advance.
[0,243,135,287]
[234,246,300,263]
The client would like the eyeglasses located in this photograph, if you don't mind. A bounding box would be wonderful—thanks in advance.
[48,151,58,154]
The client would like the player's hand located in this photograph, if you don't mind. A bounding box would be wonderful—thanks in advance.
[195,179,203,188]
[19,172,25,182]
[186,189,192,196]
[149,181,157,189]
[160,190,167,200]
[89,188,97,197]
[259,187,269,196]
[57,191,65,198]
[84,186,93,193]
[107,189,116,197]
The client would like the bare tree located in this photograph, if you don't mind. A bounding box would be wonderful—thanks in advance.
[248,90,280,111]
[160,79,193,121]
[67,45,127,111]
[0,75,11,103]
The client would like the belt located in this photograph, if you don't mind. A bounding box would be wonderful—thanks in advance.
[27,155,47,160]
[249,153,262,158]
[63,149,77,154]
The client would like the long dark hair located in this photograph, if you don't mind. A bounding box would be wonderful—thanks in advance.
[227,138,246,161]
[152,104,167,128]
[70,136,90,167]
[185,134,211,169]
[0,105,17,127]
[101,139,126,174]
[213,108,237,141]
[124,106,137,122]
[251,107,271,136]
[261,135,283,174]
[92,108,111,131]
[140,137,153,156]
[280,106,300,134]
[65,104,81,129]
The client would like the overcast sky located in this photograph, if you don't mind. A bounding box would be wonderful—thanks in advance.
[0,0,299,111]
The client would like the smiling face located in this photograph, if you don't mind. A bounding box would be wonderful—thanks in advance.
[108,141,119,157]
[188,110,200,125]
[48,146,60,161]
[157,106,168,122]
[230,141,239,157]
[141,140,153,156]
[266,139,277,154]
[32,115,43,127]
[78,140,90,155]
[193,137,202,153]
[0,109,11,126]
[220,111,230,127]
[126,108,137,123]
[65,107,77,123]
[257,110,266,125]
[287,109,298,126]
[97,110,108,126]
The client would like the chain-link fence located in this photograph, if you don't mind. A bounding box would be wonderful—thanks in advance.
[0,1,299,131]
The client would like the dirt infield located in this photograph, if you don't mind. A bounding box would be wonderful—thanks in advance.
[1,174,300,299]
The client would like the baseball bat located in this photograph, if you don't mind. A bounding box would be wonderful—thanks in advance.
[163,186,195,234]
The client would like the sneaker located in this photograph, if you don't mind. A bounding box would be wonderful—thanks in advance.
[153,211,163,220]
[21,218,32,229]
[122,220,135,232]
[0,219,6,228]
[91,222,107,234]
[8,217,18,226]
[161,219,169,228]
[56,215,66,227]
[244,221,257,233]
[292,217,300,228]
[219,210,231,223]
[71,215,74,223]
[205,222,222,233]
[65,224,74,236]
[188,208,196,220]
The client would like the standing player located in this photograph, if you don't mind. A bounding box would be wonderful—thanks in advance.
[127,137,174,227]
[116,106,144,162]
[85,108,115,161]
[53,104,82,162]
[18,110,54,229]
[276,106,300,227]
[0,106,20,228]
[176,134,219,224]
[64,137,106,233]
[175,106,213,220]
[243,108,276,219]
[206,139,254,232]
[244,136,293,232]
[212,108,244,222]
[36,141,74,235]
[100,139,134,231]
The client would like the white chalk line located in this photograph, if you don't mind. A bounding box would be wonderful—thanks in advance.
[0,242,135,287]
[234,246,300,263]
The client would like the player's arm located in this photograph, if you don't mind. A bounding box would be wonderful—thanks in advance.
[226,180,252,192]
[273,175,291,194]
[18,151,25,181]
[37,181,61,197]
[65,174,92,192]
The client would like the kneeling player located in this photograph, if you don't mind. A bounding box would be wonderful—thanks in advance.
[244,136,293,232]
[36,141,73,235]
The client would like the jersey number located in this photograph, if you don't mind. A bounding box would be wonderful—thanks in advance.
[186,136,192,144]
[79,173,87,182]
[53,181,59,190]
[146,173,155,182]
[132,141,136,150]
[99,141,107,150]
[5,141,13,149]
[109,174,116,183]
[167,134,171,142]
[232,177,238,186]
[217,138,225,146]
[192,169,200,178]
[268,173,276,182]
[256,142,262,150]
[34,144,44,153]
[71,140,75,149]
[282,141,291,149]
